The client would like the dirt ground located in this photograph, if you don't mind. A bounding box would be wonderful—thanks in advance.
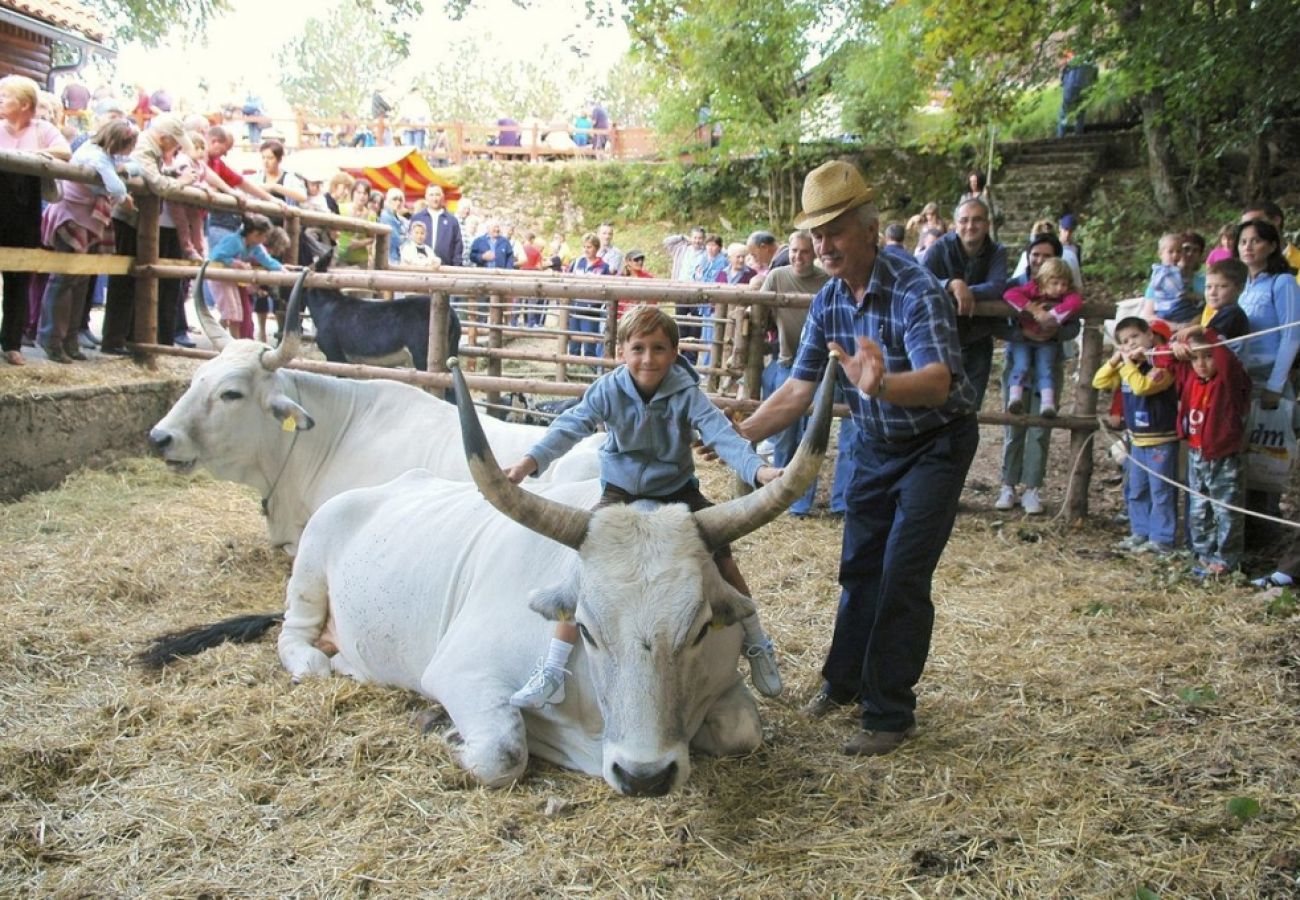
[1,344,1298,897]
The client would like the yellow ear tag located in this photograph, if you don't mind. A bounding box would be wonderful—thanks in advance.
[556,611,572,622]
[710,620,725,631]
[282,415,296,432]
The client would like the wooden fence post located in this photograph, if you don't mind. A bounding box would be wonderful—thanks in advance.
[285,216,301,267]
[556,307,569,382]
[430,291,451,379]
[707,301,728,393]
[132,194,161,366]
[602,298,618,363]
[487,294,504,412]
[1066,323,1105,522]
[743,304,767,402]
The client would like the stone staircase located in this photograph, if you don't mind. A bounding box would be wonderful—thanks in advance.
[990,132,1139,244]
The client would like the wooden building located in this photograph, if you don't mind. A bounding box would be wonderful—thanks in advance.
[0,0,110,86]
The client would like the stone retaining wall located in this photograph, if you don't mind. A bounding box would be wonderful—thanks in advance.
[1,380,187,501]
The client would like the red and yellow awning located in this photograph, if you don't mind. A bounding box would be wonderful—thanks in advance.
[277,147,461,208]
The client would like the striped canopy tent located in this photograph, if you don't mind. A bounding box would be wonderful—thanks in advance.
[280,146,461,208]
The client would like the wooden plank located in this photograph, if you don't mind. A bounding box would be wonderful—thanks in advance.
[0,248,134,275]
[133,196,161,362]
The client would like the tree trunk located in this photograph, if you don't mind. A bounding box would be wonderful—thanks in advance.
[1139,90,1182,217]
[1245,128,1269,203]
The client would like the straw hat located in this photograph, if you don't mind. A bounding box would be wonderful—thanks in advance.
[793,161,875,229]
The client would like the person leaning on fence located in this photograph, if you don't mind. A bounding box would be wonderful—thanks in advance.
[996,233,1072,515]
[0,74,72,366]
[37,118,138,364]
[502,305,785,708]
[1093,316,1181,556]
[740,160,980,757]
[101,114,198,356]
[1156,329,1252,576]
[566,232,610,359]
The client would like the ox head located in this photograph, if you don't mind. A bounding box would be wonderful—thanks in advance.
[450,357,837,796]
[149,265,315,483]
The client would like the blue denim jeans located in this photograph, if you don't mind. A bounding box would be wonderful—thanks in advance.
[1125,441,1179,546]
[960,336,994,412]
[1006,340,1062,392]
[762,359,856,514]
[822,414,979,731]
[568,305,603,358]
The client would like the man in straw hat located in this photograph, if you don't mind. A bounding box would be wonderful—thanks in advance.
[740,160,979,756]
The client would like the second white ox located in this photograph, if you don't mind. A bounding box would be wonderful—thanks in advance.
[276,359,837,795]
[148,267,600,554]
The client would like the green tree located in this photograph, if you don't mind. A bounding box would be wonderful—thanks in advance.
[836,1,930,145]
[275,2,403,119]
[94,0,229,46]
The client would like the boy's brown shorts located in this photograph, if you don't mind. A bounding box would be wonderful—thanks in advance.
[596,482,732,559]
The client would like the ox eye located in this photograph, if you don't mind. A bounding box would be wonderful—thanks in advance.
[692,624,710,647]
[576,622,597,649]
[220,389,244,402]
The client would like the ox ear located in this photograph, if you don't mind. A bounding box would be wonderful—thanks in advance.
[268,395,315,432]
[528,580,577,623]
[707,580,756,628]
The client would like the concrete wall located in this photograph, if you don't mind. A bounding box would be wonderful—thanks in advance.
[0,380,187,501]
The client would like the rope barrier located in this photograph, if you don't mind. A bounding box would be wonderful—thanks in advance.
[1094,416,1299,530]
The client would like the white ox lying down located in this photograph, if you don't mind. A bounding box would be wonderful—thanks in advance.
[145,358,836,795]
[149,267,599,554]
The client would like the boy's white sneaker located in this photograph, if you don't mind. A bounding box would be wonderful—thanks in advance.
[509,662,567,708]
[995,485,1017,510]
[1021,488,1044,515]
[744,640,783,697]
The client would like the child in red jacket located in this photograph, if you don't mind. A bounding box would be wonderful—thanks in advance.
[1159,329,1252,574]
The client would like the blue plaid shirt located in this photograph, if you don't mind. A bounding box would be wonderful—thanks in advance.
[791,250,977,441]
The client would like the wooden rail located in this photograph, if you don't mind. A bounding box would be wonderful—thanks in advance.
[1,150,1114,520]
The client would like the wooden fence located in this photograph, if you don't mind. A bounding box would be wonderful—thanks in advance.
[0,148,1111,520]
[132,109,660,164]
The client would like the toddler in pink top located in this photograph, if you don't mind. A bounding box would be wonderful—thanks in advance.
[1002,257,1083,417]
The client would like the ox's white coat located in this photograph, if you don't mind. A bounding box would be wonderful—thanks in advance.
[150,341,600,553]
[277,470,763,794]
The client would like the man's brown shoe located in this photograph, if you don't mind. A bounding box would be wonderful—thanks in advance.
[802,688,851,719]
[842,726,917,756]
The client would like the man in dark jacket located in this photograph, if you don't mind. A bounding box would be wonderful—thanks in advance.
[409,185,464,268]
[921,197,1007,409]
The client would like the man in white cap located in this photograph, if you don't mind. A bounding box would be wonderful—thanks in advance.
[740,160,979,756]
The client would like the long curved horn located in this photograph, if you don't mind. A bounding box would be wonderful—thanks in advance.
[694,355,840,551]
[260,268,308,371]
[191,261,232,351]
[451,359,591,551]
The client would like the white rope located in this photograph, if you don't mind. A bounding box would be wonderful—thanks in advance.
[1141,316,1300,358]
[1095,417,1300,530]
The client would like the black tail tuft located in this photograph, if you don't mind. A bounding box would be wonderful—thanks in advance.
[134,612,285,670]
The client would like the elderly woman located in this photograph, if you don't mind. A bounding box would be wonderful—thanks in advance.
[38,118,138,363]
[0,75,71,365]
[100,114,198,355]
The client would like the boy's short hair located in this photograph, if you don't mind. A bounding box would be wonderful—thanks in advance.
[1034,257,1073,288]
[617,305,679,347]
[1185,331,1215,351]
[1206,257,1248,291]
[1114,316,1150,340]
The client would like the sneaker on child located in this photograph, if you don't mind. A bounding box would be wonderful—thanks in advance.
[995,485,1016,510]
[744,639,783,697]
[1020,487,1044,515]
[509,661,567,709]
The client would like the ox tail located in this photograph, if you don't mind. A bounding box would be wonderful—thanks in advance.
[135,612,284,669]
